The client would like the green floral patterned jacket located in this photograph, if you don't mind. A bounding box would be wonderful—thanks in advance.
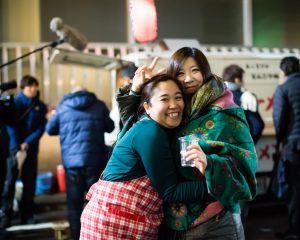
[164,78,257,231]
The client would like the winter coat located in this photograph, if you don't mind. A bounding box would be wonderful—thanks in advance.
[46,91,114,169]
[273,72,300,143]
[6,91,47,154]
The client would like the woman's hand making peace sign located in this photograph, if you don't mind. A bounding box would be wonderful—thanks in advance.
[131,57,166,93]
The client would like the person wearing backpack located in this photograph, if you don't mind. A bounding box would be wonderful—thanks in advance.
[223,64,265,144]
[222,64,265,228]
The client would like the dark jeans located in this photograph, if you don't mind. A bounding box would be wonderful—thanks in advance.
[65,167,101,240]
[158,209,245,240]
[239,200,249,230]
[159,210,244,240]
[0,154,6,204]
[1,149,37,221]
[184,210,244,240]
[286,154,300,235]
[0,124,9,205]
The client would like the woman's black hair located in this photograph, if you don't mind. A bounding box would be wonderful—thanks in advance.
[136,74,188,125]
[167,47,213,83]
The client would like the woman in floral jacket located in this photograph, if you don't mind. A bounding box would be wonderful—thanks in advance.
[117,47,257,240]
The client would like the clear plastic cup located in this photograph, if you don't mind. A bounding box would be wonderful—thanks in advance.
[178,135,198,167]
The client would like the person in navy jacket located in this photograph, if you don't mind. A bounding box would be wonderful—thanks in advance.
[0,75,47,227]
[273,56,300,239]
[46,86,114,240]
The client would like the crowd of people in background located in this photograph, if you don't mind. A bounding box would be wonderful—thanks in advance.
[0,50,299,240]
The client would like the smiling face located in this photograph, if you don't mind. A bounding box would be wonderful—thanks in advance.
[176,57,204,95]
[143,80,184,129]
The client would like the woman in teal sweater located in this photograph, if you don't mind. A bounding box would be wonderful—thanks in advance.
[118,48,257,240]
[80,74,210,240]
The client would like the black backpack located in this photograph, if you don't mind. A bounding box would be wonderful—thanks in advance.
[244,110,265,144]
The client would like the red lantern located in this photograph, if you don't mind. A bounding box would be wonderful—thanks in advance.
[129,0,158,43]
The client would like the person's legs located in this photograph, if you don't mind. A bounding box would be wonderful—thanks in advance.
[0,148,9,238]
[0,123,9,199]
[65,168,85,240]
[84,167,101,191]
[20,150,37,223]
[0,153,6,204]
[0,152,18,228]
[287,159,300,236]
[239,200,249,230]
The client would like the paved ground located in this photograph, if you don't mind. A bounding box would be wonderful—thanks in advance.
[245,197,288,240]
[4,193,69,240]
[3,193,289,240]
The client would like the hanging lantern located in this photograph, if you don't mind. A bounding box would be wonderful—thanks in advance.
[129,0,158,43]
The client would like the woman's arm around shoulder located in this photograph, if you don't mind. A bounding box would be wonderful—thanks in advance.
[133,120,209,203]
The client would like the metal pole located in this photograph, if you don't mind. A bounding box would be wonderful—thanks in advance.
[126,0,135,44]
[243,0,253,46]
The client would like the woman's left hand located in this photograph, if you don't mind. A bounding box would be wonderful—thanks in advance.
[185,144,207,175]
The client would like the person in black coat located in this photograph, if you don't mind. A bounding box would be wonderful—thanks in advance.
[273,56,300,239]
[0,94,14,239]
[0,96,14,201]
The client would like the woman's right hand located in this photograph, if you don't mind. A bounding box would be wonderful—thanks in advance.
[131,57,163,93]
[185,144,207,175]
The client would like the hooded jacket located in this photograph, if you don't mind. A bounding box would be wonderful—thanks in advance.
[46,91,114,169]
